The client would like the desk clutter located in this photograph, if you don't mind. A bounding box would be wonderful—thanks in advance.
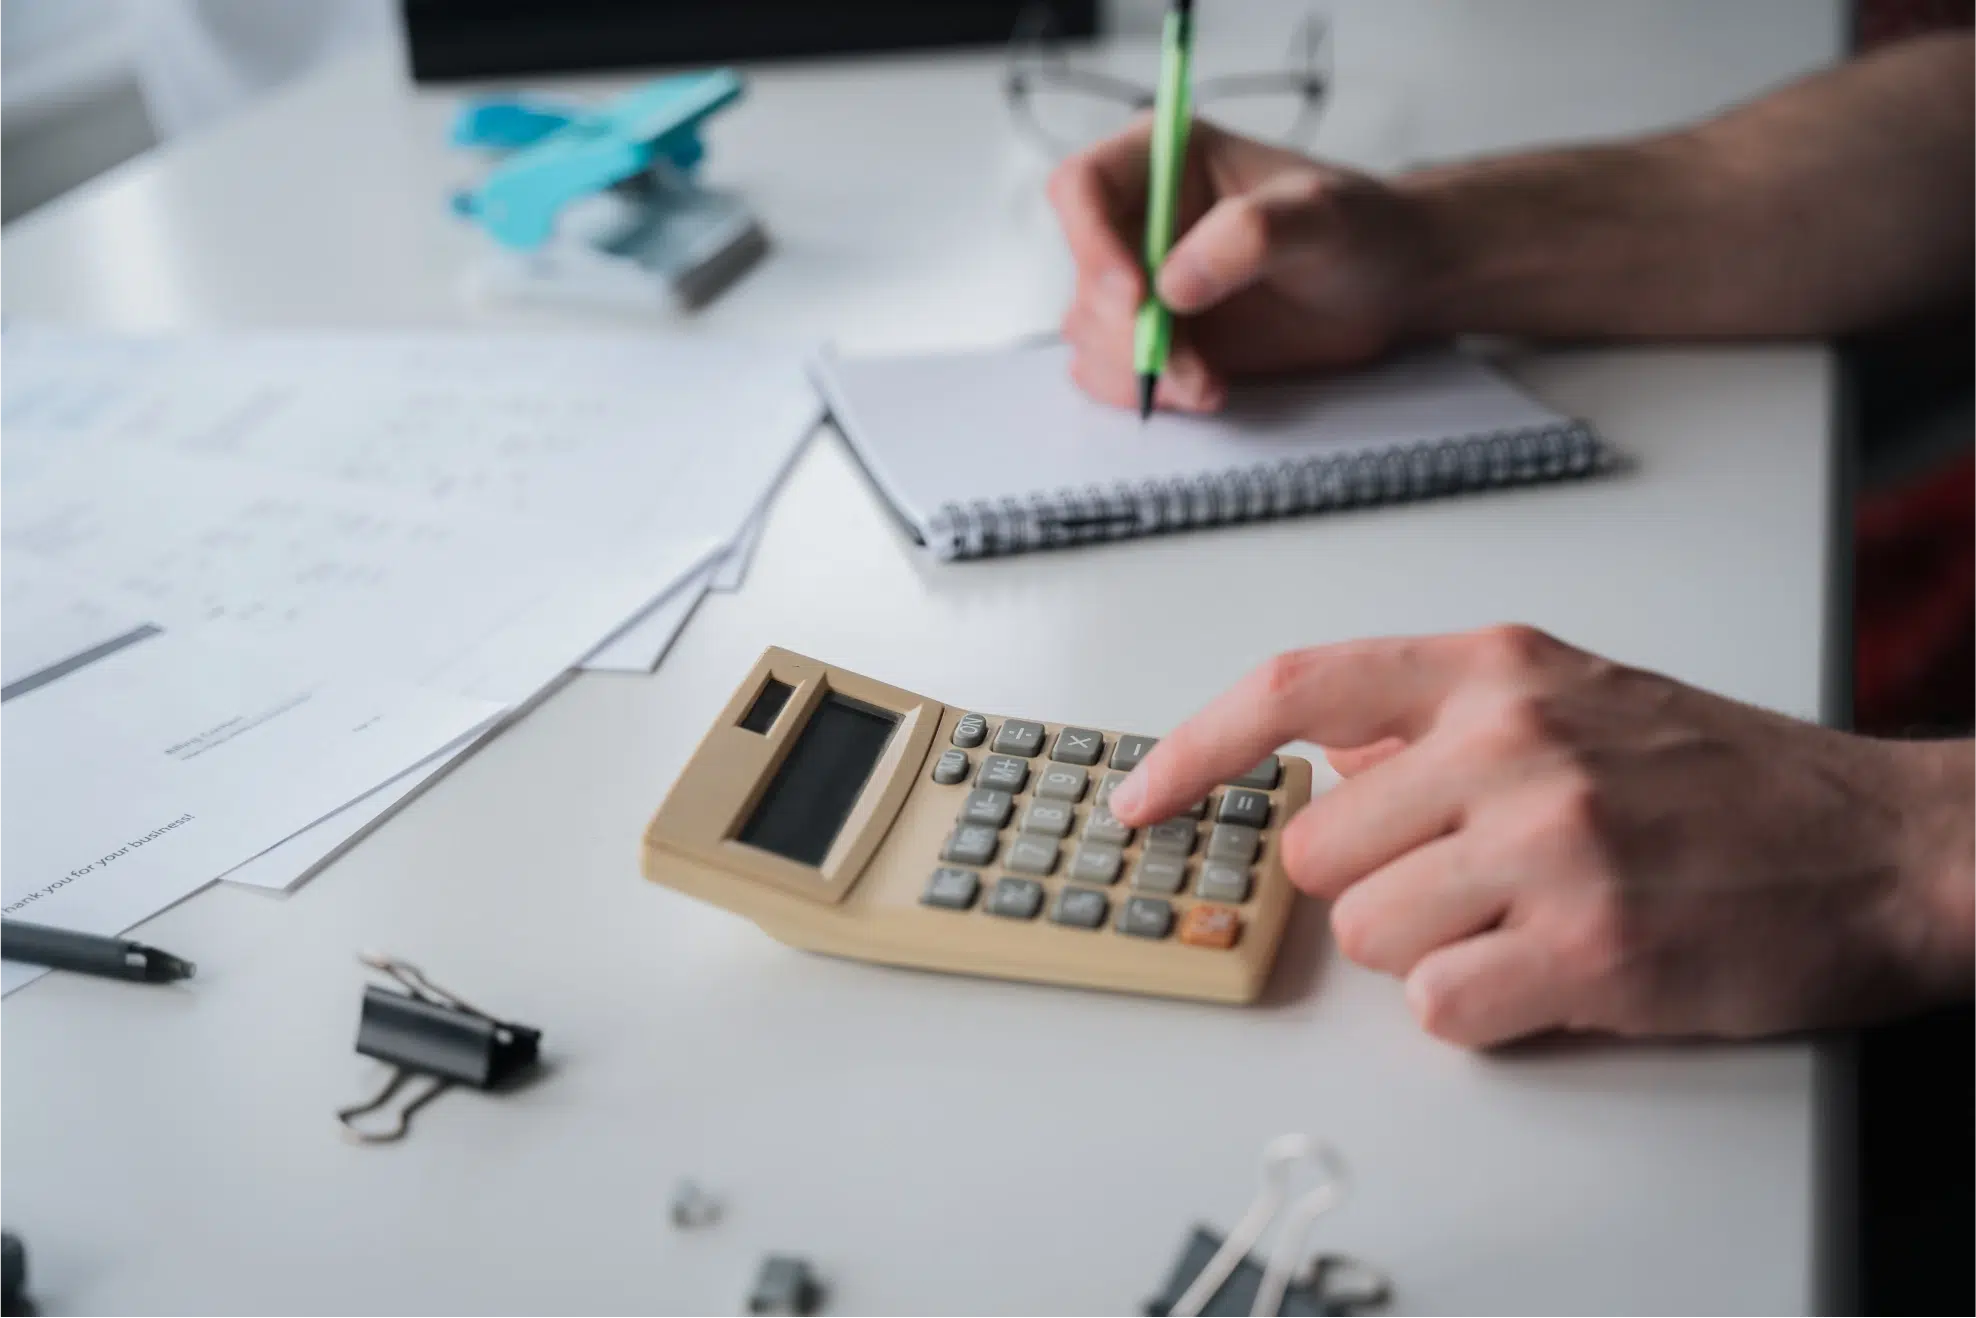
[450,71,770,311]
[0,317,1599,999]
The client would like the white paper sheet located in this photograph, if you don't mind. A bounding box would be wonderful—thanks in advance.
[1,633,500,992]
[579,560,716,675]
[3,327,820,912]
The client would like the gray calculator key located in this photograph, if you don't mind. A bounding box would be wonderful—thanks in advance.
[1005,835,1059,876]
[922,867,980,910]
[960,788,1013,828]
[1110,734,1158,771]
[992,719,1046,757]
[1229,756,1282,790]
[1035,765,1089,802]
[976,754,1029,793]
[1182,797,1210,819]
[1094,772,1128,808]
[1218,788,1271,828]
[1068,842,1123,885]
[1051,886,1109,930]
[1118,895,1175,939]
[1021,800,1075,837]
[1144,818,1198,855]
[951,713,988,748]
[941,825,1000,867]
[1196,861,1252,904]
[1131,851,1187,894]
[985,876,1044,920]
[1050,727,1105,765]
[1081,805,1134,846]
[932,749,970,785]
[1206,823,1260,865]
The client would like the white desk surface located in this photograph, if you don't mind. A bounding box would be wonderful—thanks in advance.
[2,3,1846,1313]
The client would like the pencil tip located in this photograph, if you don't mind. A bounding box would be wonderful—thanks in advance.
[1137,374,1156,421]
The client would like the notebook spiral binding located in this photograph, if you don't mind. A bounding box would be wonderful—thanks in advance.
[925,419,1605,560]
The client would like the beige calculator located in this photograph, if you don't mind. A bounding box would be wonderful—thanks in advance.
[641,647,1312,1003]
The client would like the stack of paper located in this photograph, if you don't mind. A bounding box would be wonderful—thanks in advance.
[1,327,818,991]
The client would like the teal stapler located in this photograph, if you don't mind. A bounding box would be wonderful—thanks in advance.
[450,70,768,310]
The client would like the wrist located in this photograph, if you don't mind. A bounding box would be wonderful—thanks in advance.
[1888,738,1975,996]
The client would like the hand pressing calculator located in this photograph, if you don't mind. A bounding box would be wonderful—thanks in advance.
[642,648,1312,1003]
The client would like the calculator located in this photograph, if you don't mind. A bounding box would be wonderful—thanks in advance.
[641,648,1313,1003]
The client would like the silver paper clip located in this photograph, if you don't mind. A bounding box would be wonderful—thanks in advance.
[1170,1135,1360,1318]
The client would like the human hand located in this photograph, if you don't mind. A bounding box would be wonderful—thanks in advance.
[1046,118,1429,412]
[1109,626,1975,1047]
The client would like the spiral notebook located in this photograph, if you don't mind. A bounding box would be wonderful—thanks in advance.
[815,341,1606,560]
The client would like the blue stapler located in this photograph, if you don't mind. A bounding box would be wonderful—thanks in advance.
[450,70,768,310]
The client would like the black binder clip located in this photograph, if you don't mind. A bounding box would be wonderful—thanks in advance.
[1143,1136,1391,1317]
[337,954,541,1143]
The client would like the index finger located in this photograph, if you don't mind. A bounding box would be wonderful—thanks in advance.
[1046,121,1152,291]
[1110,637,1466,825]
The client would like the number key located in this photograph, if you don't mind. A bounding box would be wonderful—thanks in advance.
[1035,765,1089,802]
[1020,800,1075,837]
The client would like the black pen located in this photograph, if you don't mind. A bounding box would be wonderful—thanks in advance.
[1,920,195,983]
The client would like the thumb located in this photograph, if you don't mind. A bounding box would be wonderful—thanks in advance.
[1156,170,1330,313]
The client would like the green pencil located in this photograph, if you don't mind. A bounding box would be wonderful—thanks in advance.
[1135,0,1196,420]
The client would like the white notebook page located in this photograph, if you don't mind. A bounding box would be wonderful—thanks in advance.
[818,342,1569,527]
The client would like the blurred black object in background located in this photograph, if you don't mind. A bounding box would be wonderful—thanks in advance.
[402,0,1100,81]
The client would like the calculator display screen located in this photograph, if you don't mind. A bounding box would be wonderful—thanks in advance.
[736,693,899,867]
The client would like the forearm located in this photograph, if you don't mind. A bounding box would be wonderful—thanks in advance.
[1395,33,1974,341]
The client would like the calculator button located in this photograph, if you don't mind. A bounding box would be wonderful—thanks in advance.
[985,876,1044,920]
[1178,904,1242,949]
[921,867,980,910]
[931,749,970,785]
[992,719,1046,757]
[1217,789,1271,829]
[941,825,1000,867]
[1229,756,1282,790]
[976,755,1030,793]
[1035,765,1089,802]
[1110,734,1158,771]
[1205,824,1260,865]
[1118,896,1174,939]
[1050,727,1105,765]
[1144,818,1198,855]
[1196,861,1252,904]
[951,713,988,748]
[1081,806,1134,846]
[1094,772,1128,808]
[1020,801,1075,838]
[1131,852,1187,894]
[960,788,1013,828]
[1005,835,1059,876]
[1068,842,1123,885]
[1183,797,1210,819]
[1051,886,1110,929]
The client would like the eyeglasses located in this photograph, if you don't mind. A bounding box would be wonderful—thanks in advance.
[1004,7,1331,159]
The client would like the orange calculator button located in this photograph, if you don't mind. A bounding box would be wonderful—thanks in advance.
[1178,904,1241,950]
